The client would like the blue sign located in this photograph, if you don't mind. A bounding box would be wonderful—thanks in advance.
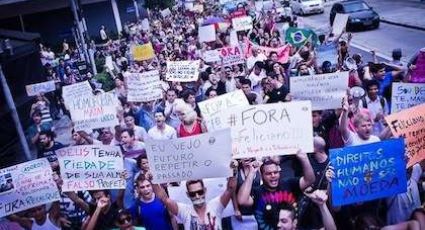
[330,138,407,206]
[316,43,338,68]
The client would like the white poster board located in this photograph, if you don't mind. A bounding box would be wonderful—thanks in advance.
[141,18,150,31]
[391,82,425,113]
[202,50,221,63]
[290,72,349,110]
[219,46,245,66]
[25,80,56,96]
[68,92,119,131]
[208,101,314,158]
[0,158,61,217]
[232,16,253,31]
[165,60,200,82]
[198,25,216,43]
[62,81,92,105]
[146,129,233,184]
[105,56,114,70]
[126,70,163,102]
[161,8,171,17]
[56,145,125,192]
[198,90,249,130]
[332,14,349,35]
[230,30,238,46]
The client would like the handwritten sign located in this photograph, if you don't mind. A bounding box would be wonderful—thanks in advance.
[25,80,56,96]
[391,82,425,113]
[202,50,221,63]
[198,25,216,43]
[385,104,425,168]
[62,81,92,106]
[208,101,314,158]
[290,72,349,110]
[219,46,245,66]
[199,90,249,130]
[0,158,60,217]
[330,138,407,206]
[68,92,119,131]
[126,70,162,102]
[132,43,155,61]
[316,43,338,68]
[166,60,200,82]
[56,145,125,192]
[232,16,253,31]
[332,14,349,35]
[411,50,425,83]
[146,129,233,184]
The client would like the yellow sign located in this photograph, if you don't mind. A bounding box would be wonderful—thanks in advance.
[132,43,155,61]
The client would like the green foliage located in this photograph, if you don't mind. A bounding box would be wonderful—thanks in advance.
[93,71,115,92]
[144,0,174,10]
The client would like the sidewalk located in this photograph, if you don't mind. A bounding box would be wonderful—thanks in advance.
[365,0,425,31]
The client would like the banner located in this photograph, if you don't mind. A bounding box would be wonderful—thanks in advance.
[330,138,407,206]
[146,129,233,184]
[62,81,92,105]
[198,25,216,43]
[208,101,314,158]
[244,40,291,63]
[285,27,318,48]
[385,104,425,168]
[25,80,56,96]
[132,43,155,61]
[56,145,125,192]
[0,158,60,217]
[219,46,245,66]
[391,82,425,113]
[199,90,249,130]
[316,43,338,68]
[68,92,119,131]
[332,13,349,35]
[126,70,163,102]
[411,49,425,83]
[165,60,200,82]
[290,72,349,110]
[202,50,221,63]
[232,16,253,31]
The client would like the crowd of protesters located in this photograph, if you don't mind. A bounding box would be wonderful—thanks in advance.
[1,0,425,229]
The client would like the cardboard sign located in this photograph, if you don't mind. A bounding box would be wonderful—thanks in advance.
[316,43,338,68]
[208,101,314,158]
[232,16,253,31]
[0,158,61,217]
[161,8,171,18]
[330,138,407,206]
[332,14,349,35]
[68,92,119,131]
[230,30,238,46]
[199,90,249,130]
[56,145,125,192]
[166,60,200,82]
[105,56,114,70]
[25,80,56,96]
[146,129,233,184]
[62,81,92,105]
[132,43,155,61]
[202,50,221,63]
[198,25,216,43]
[244,40,290,63]
[141,18,150,31]
[411,50,425,83]
[391,82,425,113]
[126,70,162,102]
[219,46,245,66]
[290,72,349,110]
[385,104,425,168]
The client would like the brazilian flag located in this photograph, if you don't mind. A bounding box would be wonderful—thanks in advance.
[285,27,318,48]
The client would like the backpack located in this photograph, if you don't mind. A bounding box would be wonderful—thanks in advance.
[361,96,385,110]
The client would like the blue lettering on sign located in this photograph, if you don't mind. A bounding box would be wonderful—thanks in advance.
[330,138,407,206]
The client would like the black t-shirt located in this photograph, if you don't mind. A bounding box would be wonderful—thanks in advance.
[266,85,289,103]
[252,178,301,230]
[88,202,120,230]
[38,141,65,162]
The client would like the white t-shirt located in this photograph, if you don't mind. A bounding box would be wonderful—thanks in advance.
[134,125,148,141]
[246,53,267,70]
[343,131,380,147]
[177,197,224,230]
[148,125,177,140]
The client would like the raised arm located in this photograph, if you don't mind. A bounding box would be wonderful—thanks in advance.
[305,190,337,230]
[339,96,350,142]
[7,214,32,229]
[64,191,90,213]
[297,150,315,191]
[152,183,179,216]
[220,176,236,208]
[237,163,258,206]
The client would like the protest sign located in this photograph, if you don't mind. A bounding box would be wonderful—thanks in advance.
[232,16,253,31]
[198,25,216,43]
[208,101,314,158]
[219,0,232,5]
[132,43,155,61]
[411,49,425,83]
[332,14,349,35]
[0,158,60,217]
[230,30,238,46]
[244,40,290,63]
[316,43,338,68]
[146,129,233,184]
[141,18,150,31]
[198,90,249,130]
[193,4,204,13]
[391,82,425,113]
[219,46,245,66]
[161,8,171,17]
[202,50,221,63]
[290,72,349,110]
[330,138,407,206]
[126,70,162,102]
[25,80,56,96]
[56,145,125,192]
[385,104,425,168]
[62,81,92,105]
[68,92,119,131]
[105,56,114,70]
[166,60,200,82]
[255,1,263,11]
[168,178,235,219]
[184,2,194,10]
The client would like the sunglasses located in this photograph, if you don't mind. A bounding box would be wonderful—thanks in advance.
[188,189,205,198]
[118,216,131,224]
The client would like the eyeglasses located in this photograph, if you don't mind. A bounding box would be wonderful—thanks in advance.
[118,216,131,224]
[188,189,205,198]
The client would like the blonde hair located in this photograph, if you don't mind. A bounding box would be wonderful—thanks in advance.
[353,112,372,127]
[175,102,197,124]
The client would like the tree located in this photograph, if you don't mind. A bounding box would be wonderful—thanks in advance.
[144,0,174,10]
